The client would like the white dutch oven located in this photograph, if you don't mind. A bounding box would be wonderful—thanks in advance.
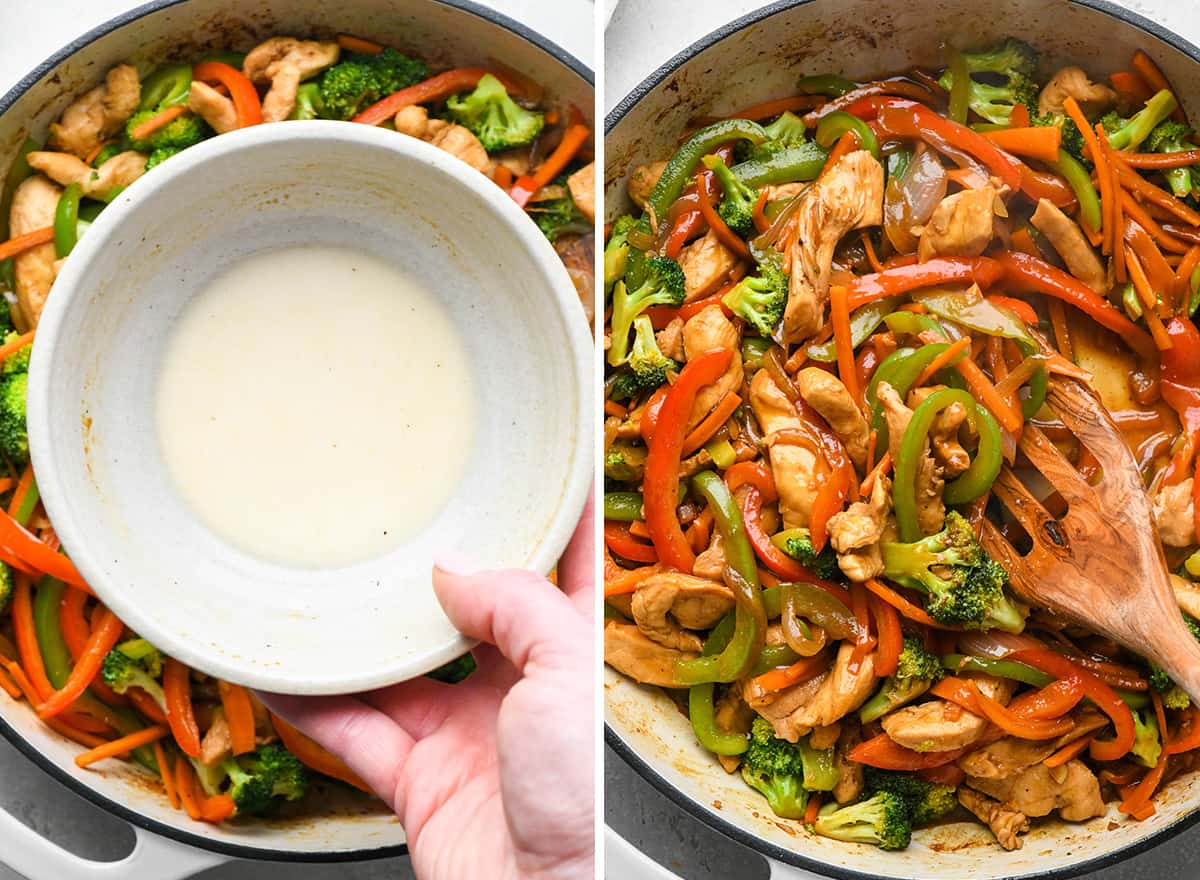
[605,1,1200,878]
[0,0,591,875]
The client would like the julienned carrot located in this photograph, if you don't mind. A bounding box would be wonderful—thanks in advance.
[824,130,860,171]
[128,105,188,142]
[869,593,903,678]
[694,170,752,259]
[1047,298,1074,363]
[11,576,53,700]
[0,664,20,699]
[1120,191,1190,253]
[914,336,971,388]
[1110,70,1153,105]
[59,585,92,661]
[980,125,1061,163]
[681,392,742,456]
[175,754,202,820]
[1131,50,1186,123]
[1175,245,1200,304]
[163,658,202,758]
[1123,150,1200,169]
[75,725,168,768]
[728,95,825,121]
[803,791,822,824]
[955,355,1023,433]
[1126,221,1177,310]
[153,740,178,808]
[751,652,830,694]
[603,564,663,598]
[0,331,33,367]
[1102,128,1126,283]
[829,284,860,407]
[3,660,108,747]
[1063,97,1110,252]
[1119,690,1170,819]
[217,680,257,756]
[270,712,372,793]
[1113,157,1200,227]
[7,461,34,519]
[860,451,892,497]
[38,606,124,719]
[83,141,109,166]
[1045,735,1094,768]
[864,577,942,628]
[0,227,54,262]
[200,794,237,823]
[1125,247,1174,350]
[128,687,169,725]
[510,122,590,208]
[336,33,384,54]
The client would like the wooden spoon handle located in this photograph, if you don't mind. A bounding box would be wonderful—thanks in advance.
[1147,617,1200,707]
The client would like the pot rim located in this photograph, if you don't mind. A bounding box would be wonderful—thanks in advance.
[0,0,589,862]
[604,0,1200,875]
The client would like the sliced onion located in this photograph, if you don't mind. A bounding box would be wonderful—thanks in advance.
[958,630,1047,659]
[883,145,946,254]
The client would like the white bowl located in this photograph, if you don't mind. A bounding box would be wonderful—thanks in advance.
[27,120,591,695]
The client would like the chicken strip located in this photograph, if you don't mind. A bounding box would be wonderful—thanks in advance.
[907,384,973,478]
[681,305,743,431]
[827,473,892,582]
[753,642,876,742]
[782,151,884,342]
[693,530,726,580]
[1030,199,1106,293]
[749,369,822,529]
[958,786,1030,851]
[678,229,737,302]
[655,316,685,362]
[393,105,492,174]
[715,685,757,773]
[49,64,140,158]
[880,675,1016,752]
[967,759,1105,822]
[627,161,667,212]
[567,162,595,224]
[188,81,239,134]
[631,572,735,651]
[9,175,62,329]
[27,150,147,199]
[1172,572,1200,621]
[1153,477,1195,547]
[604,619,695,687]
[832,719,865,804]
[877,381,945,534]
[1038,66,1117,117]
[917,180,1006,262]
[243,37,339,122]
[958,710,1109,780]
[795,367,870,470]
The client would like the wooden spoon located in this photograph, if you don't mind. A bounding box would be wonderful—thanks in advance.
[978,371,1200,702]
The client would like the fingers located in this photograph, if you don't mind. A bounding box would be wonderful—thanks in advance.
[431,562,588,675]
[557,493,595,620]
[359,665,502,738]
[257,692,412,803]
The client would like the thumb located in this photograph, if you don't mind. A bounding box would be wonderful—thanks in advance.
[431,560,587,675]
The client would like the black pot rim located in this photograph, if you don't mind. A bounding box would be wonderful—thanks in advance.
[605,0,1200,876]
[0,0,589,864]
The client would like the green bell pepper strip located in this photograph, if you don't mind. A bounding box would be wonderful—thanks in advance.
[881,310,943,338]
[138,64,193,112]
[814,111,881,160]
[647,119,770,227]
[914,289,1037,353]
[32,579,159,773]
[0,137,41,290]
[730,143,828,188]
[1117,689,1152,709]
[805,296,902,362]
[78,199,107,223]
[604,492,644,522]
[762,583,855,639]
[941,654,1054,687]
[895,388,1003,540]
[688,619,751,755]
[1021,365,1048,419]
[797,74,856,97]
[54,183,82,259]
[705,437,737,469]
[197,50,246,69]
[12,475,39,527]
[866,341,966,449]
[1047,150,1102,235]
[675,472,766,685]
[700,608,806,674]
[944,50,972,124]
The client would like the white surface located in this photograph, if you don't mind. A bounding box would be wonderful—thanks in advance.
[605,0,1200,113]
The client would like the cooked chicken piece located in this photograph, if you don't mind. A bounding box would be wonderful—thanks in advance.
[1038,66,1117,117]
[566,162,595,224]
[199,708,232,766]
[554,233,595,324]
[393,105,492,174]
[908,384,972,478]
[1173,573,1200,621]
[1030,199,1106,293]
[881,675,1016,752]
[631,572,735,651]
[917,181,1006,262]
[627,161,667,212]
[753,642,876,742]
[655,316,686,362]
[9,176,61,329]
[49,64,140,158]
[604,618,696,686]
[27,150,147,199]
[968,759,1105,822]
[188,81,239,134]
[682,305,743,430]
[827,473,892,582]
[749,369,822,529]
[243,37,339,121]
[958,786,1030,851]
[1153,477,1195,547]
[833,719,864,804]
[877,381,945,534]
[782,151,884,342]
[693,530,727,580]
[959,711,1109,780]
[715,685,757,773]
[810,722,841,750]
[764,182,808,202]
[678,229,738,302]
[795,367,869,470]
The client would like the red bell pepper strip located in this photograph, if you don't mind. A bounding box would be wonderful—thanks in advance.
[848,732,966,770]
[844,257,1002,310]
[724,460,777,503]
[995,251,1155,359]
[1160,316,1200,482]
[877,102,1023,190]
[354,68,506,126]
[1167,706,1200,754]
[510,122,590,208]
[603,521,659,563]
[0,507,89,590]
[163,657,202,758]
[192,61,261,128]
[644,349,733,571]
[931,677,1075,740]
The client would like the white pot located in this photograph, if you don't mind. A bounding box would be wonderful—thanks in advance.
[604,1,1200,877]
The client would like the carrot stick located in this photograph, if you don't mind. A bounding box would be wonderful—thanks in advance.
[1064,98,1109,252]
[0,664,21,699]
[37,606,124,719]
[154,740,179,808]
[751,652,830,694]
[862,231,883,272]
[980,126,1061,163]
[83,141,109,166]
[681,393,742,455]
[1121,191,1191,253]
[217,680,257,756]
[336,34,384,54]
[174,754,202,820]
[830,284,860,408]
[1174,245,1200,306]
[492,164,514,190]
[824,130,860,172]
[914,336,971,387]
[11,576,53,700]
[864,577,943,628]
[199,794,236,823]
[1101,128,1127,283]
[58,585,92,661]
[860,451,892,497]
[803,792,822,824]
[1113,157,1200,227]
[694,170,751,259]
[0,227,54,262]
[75,725,168,768]
[728,96,826,121]
[603,563,663,597]
[509,123,589,208]
[1123,150,1200,169]
[1125,247,1174,350]
[3,660,109,747]
[1127,221,1177,309]
[7,462,33,519]
[0,331,33,367]
[604,400,627,419]
[163,658,202,758]
[1131,50,1186,123]
[128,687,169,725]
[1047,298,1074,362]
[869,593,903,678]
[128,106,188,142]
[270,712,372,793]
[955,355,1023,433]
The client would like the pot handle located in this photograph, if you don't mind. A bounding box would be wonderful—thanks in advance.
[605,826,831,880]
[0,804,226,880]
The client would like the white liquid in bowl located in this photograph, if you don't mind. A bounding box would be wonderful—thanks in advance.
[155,244,474,568]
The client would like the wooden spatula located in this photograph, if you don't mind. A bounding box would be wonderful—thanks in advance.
[978,371,1200,702]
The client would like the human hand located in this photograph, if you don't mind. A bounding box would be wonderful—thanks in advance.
[260,498,594,880]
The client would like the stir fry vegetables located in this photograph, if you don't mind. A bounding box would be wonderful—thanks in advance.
[604,38,1200,852]
[0,31,594,826]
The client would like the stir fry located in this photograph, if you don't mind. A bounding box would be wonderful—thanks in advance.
[603,38,1200,852]
[0,33,593,823]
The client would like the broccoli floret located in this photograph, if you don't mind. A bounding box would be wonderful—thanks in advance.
[1033,113,1087,162]
[763,111,808,147]
[863,768,958,825]
[859,637,943,723]
[1146,613,1200,708]
[773,528,840,580]
[722,257,787,338]
[526,174,589,241]
[1101,90,1179,151]
[221,744,308,816]
[426,652,477,683]
[605,214,637,293]
[144,146,184,171]
[91,141,125,168]
[0,332,29,376]
[607,256,686,366]
[445,73,545,153]
[100,640,166,709]
[881,511,1026,633]
[740,717,809,819]
[813,791,912,850]
[937,38,1039,125]
[0,372,28,464]
[628,316,673,389]
[289,82,326,121]
[0,562,11,613]
[318,48,430,121]
[1131,708,1163,768]
[124,111,211,153]
[1146,119,1198,198]
[700,153,759,236]
[604,441,647,483]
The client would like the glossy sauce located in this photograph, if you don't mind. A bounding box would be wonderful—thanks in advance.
[156,244,474,568]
